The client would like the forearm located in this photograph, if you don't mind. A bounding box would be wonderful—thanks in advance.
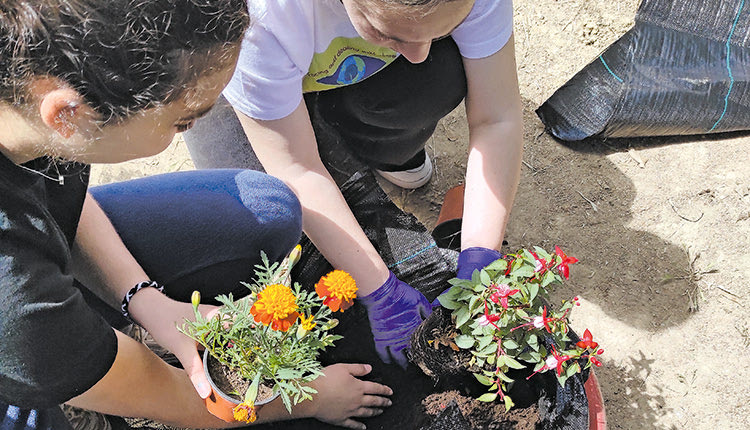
[461,120,522,251]
[236,103,389,295]
[276,166,389,295]
[461,35,523,251]
[71,192,150,308]
[66,330,297,428]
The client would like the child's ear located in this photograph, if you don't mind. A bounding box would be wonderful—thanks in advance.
[39,88,86,139]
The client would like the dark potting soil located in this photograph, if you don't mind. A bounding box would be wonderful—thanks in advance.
[245,303,541,430]
[423,391,539,430]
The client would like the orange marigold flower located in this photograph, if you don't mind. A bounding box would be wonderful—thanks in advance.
[250,284,299,332]
[300,313,316,331]
[316,270,357,312]
[233,402,257,423]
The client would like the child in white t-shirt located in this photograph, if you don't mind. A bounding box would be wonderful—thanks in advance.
[184,0,523,374]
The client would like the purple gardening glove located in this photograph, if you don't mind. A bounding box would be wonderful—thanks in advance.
[358,271,432,368]
[433,247,505,307]
[456,247,505,280]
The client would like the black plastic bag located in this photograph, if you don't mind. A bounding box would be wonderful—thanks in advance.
[537,0,750,140]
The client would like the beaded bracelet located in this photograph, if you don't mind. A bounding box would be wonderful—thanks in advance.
[121,280,164,320]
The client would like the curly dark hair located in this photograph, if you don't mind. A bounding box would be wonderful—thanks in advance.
[0,0,250,122]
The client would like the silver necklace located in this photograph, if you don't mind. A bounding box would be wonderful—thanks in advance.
[15,160,65,185]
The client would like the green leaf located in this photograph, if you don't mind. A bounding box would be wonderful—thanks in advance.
[279,389,293,412]
[480,270,491,286]
[503,356,526,370]
[468,295,482,314]
[513,265,535,279]
[515,308,529,319]
[520,249,535,261]
[541,270,557,288]
[454,334,475,349]
[504,395,515,411]
[471,270,482,284]
[527,283,539,302]
[527,333,538,347]
[474,373,494,386]
[455,306,471,328]
[502,339,519,350]
[277,368,304,379]
[458,286,476,300]
[478,342,497,355]
[448,278,475,289]
[243,373,261,404]
[566,361,581,378]
[472,282,486,293]
[485,259,508,273]
[437,294,461,310]
[477,392,498,402]
[533,246,552,262]
[477,335,494,350]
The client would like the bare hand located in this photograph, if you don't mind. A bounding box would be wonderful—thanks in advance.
[128,289,220,399]
[306,363,393,429]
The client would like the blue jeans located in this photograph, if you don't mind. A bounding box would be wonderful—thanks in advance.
[0,405,71,430]
[1,169,302,429]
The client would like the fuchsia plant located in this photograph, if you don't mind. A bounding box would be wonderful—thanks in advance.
[437,246,603,410]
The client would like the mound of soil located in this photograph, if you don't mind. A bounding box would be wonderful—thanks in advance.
[422,391,539,430]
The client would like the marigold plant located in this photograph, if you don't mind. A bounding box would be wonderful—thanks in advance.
[437,246,603,411]
[179,247,357,416]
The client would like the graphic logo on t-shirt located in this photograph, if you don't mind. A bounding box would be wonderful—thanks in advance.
[303,37,398,93]
[316,55,386,86]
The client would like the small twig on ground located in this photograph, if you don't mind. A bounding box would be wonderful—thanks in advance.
[577,191,599,212]
[716,285,740,298]
[522,160,535,171]
[668,199,703,222]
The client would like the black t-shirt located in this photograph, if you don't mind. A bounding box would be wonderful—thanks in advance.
[0,152,117,409]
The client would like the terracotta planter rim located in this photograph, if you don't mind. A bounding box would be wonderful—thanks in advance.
[435,184,465,226]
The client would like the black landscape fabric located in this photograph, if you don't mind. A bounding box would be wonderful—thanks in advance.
[537,0,750,140]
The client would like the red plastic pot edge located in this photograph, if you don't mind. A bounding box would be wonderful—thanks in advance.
[585,369,607,430]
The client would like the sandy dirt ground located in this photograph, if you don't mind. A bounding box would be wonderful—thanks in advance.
[90,1,749,428]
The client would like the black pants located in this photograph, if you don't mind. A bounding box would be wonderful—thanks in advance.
[184,37,467,172]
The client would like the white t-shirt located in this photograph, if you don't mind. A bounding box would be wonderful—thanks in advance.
[224,0,514,121]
